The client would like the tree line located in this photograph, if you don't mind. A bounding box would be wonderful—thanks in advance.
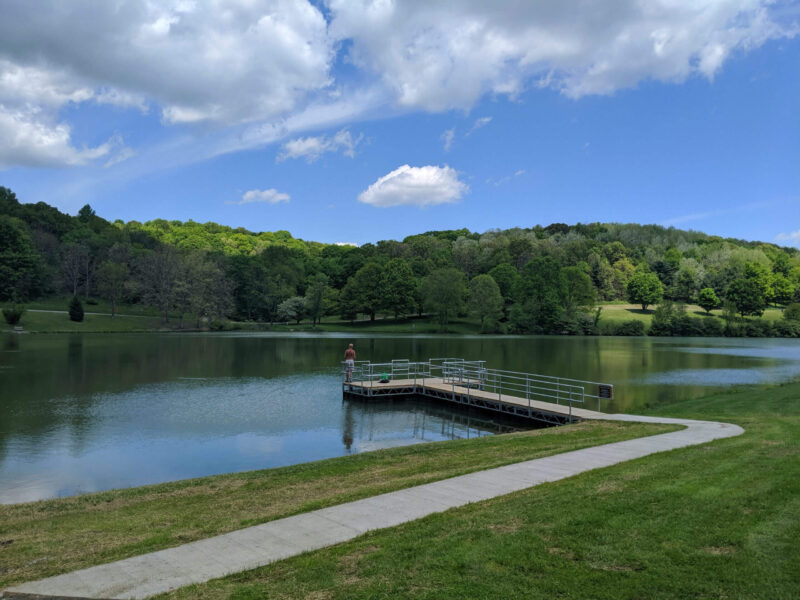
[2,186,799,335]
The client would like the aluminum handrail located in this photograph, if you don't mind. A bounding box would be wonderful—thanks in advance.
[342,357,612,413]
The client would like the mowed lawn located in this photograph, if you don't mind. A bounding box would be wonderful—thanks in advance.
[599,302,784,325]
[0,310,160,333]
[152,382,800,600]
[0,420,673,588]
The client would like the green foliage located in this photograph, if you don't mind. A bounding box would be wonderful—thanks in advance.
[726,277,766,317]
[697,287,720,313]
[487,263,518,302]
[0,215,44,301]
[68,296,84,322]
[598,319,646,336]
[304,273,333,326]
[382,258,416,318]
[768,273,793,306]
[784,303,800,322]
[342,263,384,321]
[626,271,663,311]
[468,274,504,332]
[277,296,306,324]
[422,268,467,330]
[3,186,800,338]
[2,304,25,325]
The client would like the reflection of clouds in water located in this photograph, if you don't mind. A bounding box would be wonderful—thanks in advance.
[645,342,800,386]
[234,433,284,457]
[675,343,800,361]
[643,365,800,386]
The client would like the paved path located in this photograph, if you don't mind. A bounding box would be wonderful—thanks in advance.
[4,412,743,600]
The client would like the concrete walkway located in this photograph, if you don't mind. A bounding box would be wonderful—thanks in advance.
[4,412,744,600]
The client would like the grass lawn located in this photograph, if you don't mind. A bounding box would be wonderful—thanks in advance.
[599,302,784,326]
[275,315,484,335]
[146,381,799,600]
[0,310,161,333]
[0,420,674,589]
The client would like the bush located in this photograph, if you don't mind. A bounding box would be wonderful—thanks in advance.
[784,303,800,322]
[2,305,25,325]
[86,298,98,306]
[698,318,724,337]
[774,319,800,338]
[744,319,773,338]
[68,296,84,322]
[613,320,646,336]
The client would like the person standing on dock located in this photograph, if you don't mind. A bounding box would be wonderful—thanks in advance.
[344,343,356,382]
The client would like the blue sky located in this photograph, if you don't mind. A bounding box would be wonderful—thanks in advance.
[0,1,798,246]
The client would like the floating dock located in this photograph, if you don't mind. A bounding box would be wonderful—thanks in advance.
[343,358,613,426]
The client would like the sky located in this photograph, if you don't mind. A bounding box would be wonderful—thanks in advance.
[0,0,798,246]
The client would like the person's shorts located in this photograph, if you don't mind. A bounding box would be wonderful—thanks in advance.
[345,359,354,370]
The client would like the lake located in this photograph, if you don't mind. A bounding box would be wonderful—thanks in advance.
[2,332,799,503]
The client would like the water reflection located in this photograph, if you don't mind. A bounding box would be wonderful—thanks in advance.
[1,332,799,503]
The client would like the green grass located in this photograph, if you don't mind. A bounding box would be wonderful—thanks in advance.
[151,381,800,600]
[0,310,161,333]
[275,315,484,334]
[21,296,162,317]
[0,420,673,588]
[599,302,784,325]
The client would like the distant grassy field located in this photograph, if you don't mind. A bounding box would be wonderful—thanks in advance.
[0,309,160,333]
[598,302,784,325]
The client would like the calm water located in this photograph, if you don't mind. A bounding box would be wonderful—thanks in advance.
[2,332,799,503]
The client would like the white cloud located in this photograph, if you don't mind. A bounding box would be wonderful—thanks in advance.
[466,116,492,135]
[231,189,291,205]
[358,165,468,208]
[0,0,334,170]
[277,129,363,162]
[0,0,793,171]
[330,0,794,109]
[441,128,455,152]
[776,229,800,246]
[0,106,124,169]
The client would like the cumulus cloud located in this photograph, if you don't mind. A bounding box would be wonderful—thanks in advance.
[277,129,363,162]
[776,229,800,246]
[358,165,468,208]
[329,0,793,109]
[0,0,793,170]
[231,189,291,205]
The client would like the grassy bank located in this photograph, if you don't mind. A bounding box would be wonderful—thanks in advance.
[0,310,160,333]
[146,381,799,600]
[599,302,783,325]
[0,420,673,588]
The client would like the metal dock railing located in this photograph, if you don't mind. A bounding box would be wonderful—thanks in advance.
[342,358,614,425]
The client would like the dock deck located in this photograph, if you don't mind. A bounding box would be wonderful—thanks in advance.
[343,359,613,426]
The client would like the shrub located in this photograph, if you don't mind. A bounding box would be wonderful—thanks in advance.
[2,305,25,325]
[698,318,724,337]
[68,296,84,322]
[613,320,646,336]
[774,319,800,338]
[86,298,98,306]
[784,303,800,322]
[744,319,773,338]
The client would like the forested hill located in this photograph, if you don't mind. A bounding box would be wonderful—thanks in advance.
[2,185,798,333]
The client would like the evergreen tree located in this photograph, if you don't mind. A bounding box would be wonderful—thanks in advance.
[69,295,84,322]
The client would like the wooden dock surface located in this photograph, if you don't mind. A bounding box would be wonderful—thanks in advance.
[344,378,601,423]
